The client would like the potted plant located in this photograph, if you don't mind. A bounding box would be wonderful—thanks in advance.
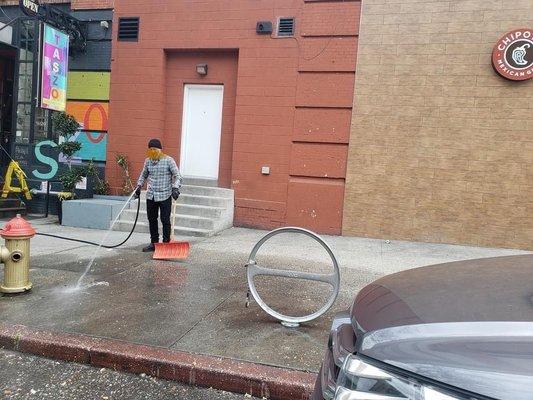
[116,153,134,195]
[57,166,85,224]
[53,112,81,170]
[52,111,83,223]
[85,160,110,195]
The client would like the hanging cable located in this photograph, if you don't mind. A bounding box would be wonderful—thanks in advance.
[36,194,142,249]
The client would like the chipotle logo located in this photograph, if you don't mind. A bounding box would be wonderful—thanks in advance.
[492,28,533,81]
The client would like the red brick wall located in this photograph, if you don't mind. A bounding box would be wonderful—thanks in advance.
[71,0,113,9]
[0,0,113,8]
[108,0,360,234]
[287,0,359,234]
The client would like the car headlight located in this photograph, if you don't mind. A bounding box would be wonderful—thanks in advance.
[334,354,462,400]
[320,313,356,400]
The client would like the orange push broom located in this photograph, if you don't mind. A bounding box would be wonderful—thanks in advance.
[153,199,190,260]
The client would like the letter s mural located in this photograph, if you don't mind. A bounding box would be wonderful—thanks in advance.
[32,140,59,180]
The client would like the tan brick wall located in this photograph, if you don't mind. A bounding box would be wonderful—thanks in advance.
[343,0,533,249]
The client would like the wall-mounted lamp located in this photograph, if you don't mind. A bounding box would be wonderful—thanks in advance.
[196,63,208,76]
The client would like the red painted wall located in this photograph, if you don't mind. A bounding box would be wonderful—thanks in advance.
[164,51,238,189]
[107,0,360,234]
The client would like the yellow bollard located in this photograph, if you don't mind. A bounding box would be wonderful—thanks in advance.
[0,214,35,293]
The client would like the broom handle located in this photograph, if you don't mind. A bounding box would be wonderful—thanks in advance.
[170,199,176,242]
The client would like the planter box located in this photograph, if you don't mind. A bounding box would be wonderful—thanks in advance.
[61,197,131,229]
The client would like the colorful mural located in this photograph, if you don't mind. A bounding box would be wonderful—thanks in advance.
[65,101,109,131]
[26,72,111,181]
[67,71,110,101]
[65,70,110,165]
[73,131,107,161]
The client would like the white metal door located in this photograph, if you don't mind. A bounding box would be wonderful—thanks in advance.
[180,84,224,180]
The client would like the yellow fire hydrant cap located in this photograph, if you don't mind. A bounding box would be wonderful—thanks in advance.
[0,214,36,238]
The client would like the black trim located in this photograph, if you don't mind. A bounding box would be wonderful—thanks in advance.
[65,98,109,103]
[68,68,111,72]
[65,98,109,102]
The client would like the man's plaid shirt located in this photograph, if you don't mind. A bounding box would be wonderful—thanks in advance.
[137,156,182,202]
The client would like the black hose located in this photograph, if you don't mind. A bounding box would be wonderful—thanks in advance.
[36,196,142,249]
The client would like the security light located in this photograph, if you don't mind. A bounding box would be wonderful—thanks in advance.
[196,63,208,76]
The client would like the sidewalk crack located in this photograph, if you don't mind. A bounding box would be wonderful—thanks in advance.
[168,291,235,348]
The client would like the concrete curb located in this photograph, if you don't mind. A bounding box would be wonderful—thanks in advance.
[0,323,316,399]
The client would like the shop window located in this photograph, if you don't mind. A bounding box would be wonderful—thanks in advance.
[34,108,50,142]
[13,18,46,145]
[17,62,32,104]
[15,103,31,144]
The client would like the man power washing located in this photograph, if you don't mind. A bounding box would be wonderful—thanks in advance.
[135,139,182,252]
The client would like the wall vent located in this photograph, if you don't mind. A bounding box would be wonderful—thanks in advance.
[277,17,295,37]
[118,17,139,41]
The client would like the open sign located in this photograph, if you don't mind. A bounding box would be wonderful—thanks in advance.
[19,0,40,17]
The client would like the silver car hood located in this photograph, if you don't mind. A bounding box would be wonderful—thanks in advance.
[359,321,533,400]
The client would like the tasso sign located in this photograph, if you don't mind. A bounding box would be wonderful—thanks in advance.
[492,28,533,81]
[41,24,69,111]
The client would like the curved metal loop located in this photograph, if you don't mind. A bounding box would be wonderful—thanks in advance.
[246,227,341,326]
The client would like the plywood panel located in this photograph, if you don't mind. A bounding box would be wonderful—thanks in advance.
[68,71,110,101]
[66,101,109,131]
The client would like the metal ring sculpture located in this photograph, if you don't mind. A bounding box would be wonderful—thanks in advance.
[246,227,341,327]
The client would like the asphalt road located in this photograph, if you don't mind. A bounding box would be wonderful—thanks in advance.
[0,350,254,399]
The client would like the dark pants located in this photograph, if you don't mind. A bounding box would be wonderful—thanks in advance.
[146,196,172,243]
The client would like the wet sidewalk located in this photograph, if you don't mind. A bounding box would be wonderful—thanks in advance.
[0,217,528,372]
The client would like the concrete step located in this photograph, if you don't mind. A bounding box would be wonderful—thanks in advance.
[120,209,216,230]
[120,185,234,237]
[114,220,213,237]
[139,193,232,208]
[178,193,233,208]
[179,185,233,199]
[134,194,233,212]
[138,188,233,202]
[173,203,224,219]
[125,202,224,219]
[182,177,218,187]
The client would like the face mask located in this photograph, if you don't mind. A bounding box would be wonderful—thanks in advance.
[147,148,163,160]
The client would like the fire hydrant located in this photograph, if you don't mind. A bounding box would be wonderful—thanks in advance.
[0,214,35,293]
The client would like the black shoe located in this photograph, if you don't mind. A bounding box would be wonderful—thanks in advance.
[142,243,156,252]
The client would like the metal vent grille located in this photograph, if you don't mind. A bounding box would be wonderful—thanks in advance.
[277,17,295,37]
[118,17,139,41]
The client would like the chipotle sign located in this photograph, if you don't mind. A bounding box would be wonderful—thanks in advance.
[492,28,533,81]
